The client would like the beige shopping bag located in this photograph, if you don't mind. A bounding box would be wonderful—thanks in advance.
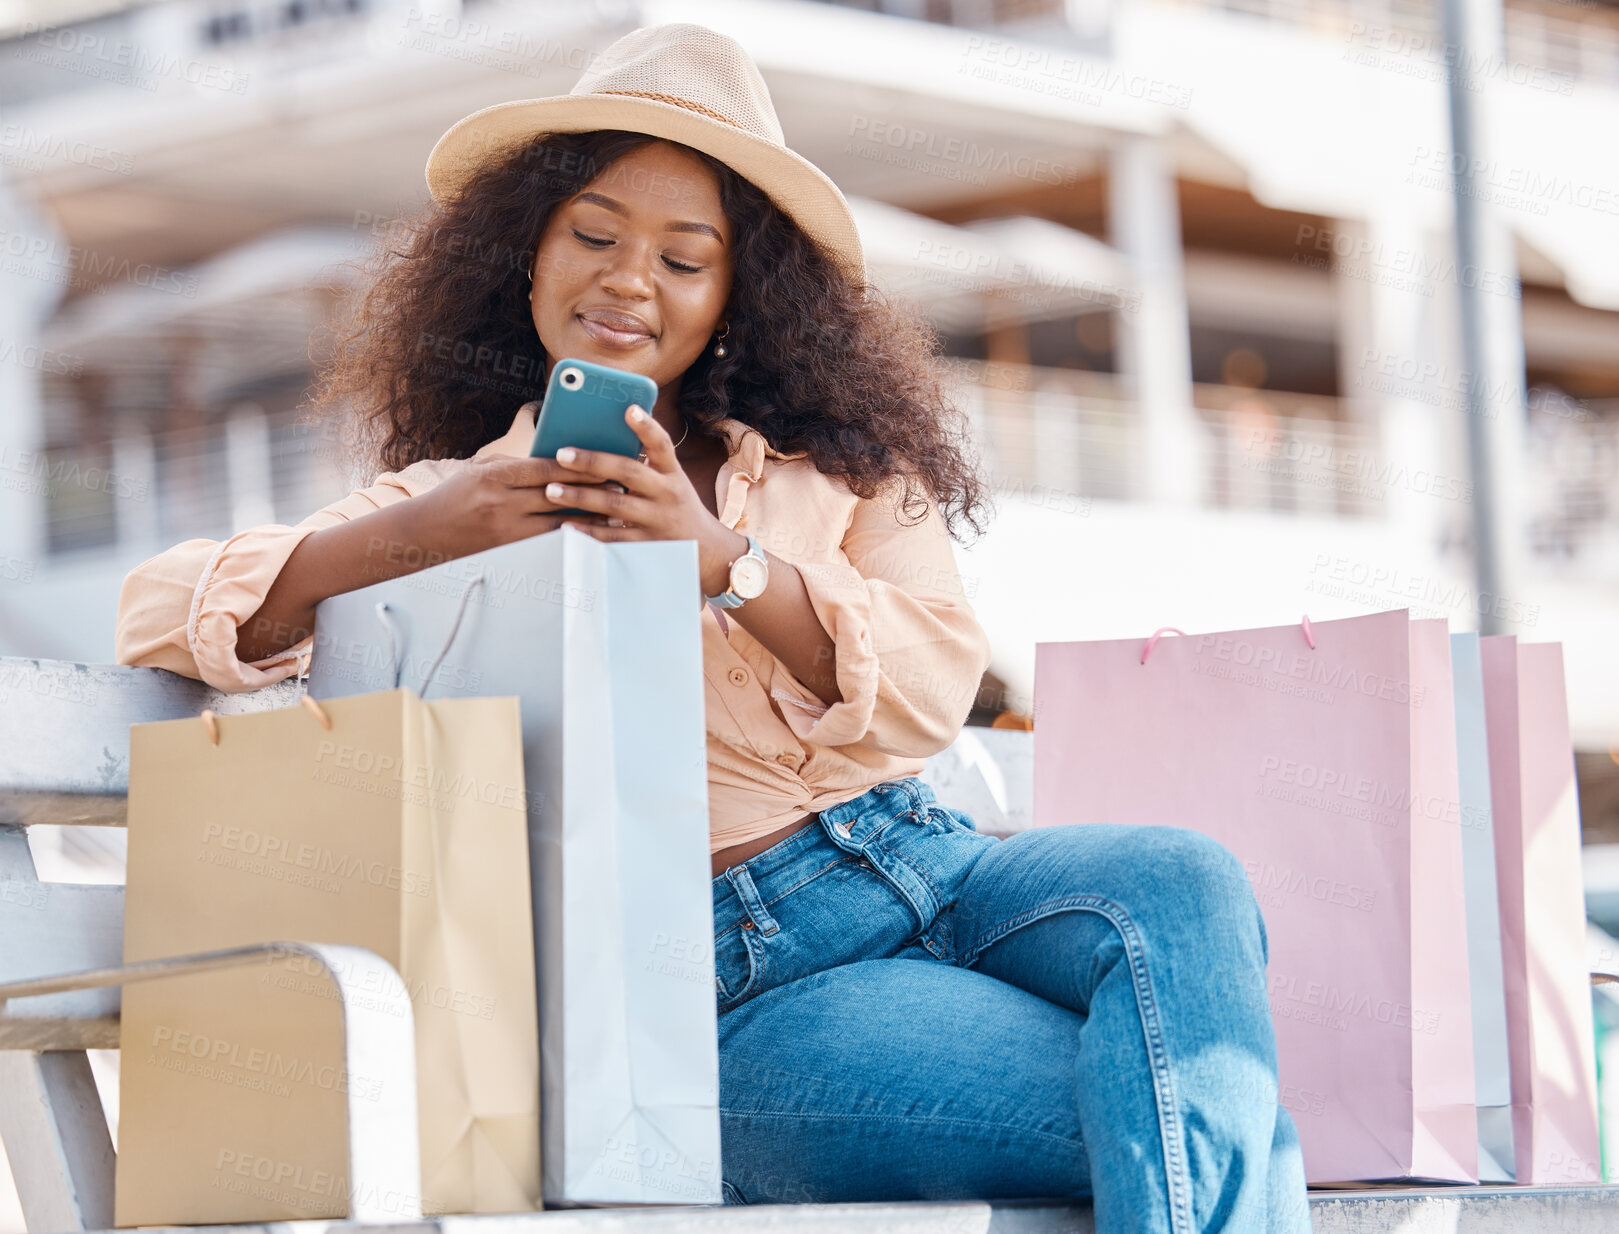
[115,688,540,1225]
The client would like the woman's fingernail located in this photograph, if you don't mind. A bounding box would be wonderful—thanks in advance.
[556,447,576,463]
[546,483,564,498]
[628,405,646,422]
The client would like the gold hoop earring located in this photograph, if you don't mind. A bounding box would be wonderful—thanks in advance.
[526,263,534,283]
[712,321,730,358]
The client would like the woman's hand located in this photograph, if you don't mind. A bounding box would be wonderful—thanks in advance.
[544,405,747,596]
[404,452,617,563]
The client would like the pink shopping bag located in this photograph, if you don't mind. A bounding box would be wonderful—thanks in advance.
[1480,636,1600,1185]
[1033,608,1477,1184]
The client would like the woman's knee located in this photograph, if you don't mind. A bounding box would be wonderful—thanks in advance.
[1028,824,1261,943]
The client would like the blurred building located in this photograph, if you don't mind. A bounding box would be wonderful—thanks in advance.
[0,0,1615,774]
[1,0,1619,1206]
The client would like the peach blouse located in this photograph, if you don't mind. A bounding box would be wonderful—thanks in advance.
[114,406,993,853]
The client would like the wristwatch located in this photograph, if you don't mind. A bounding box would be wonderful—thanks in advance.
[705,535,768,609]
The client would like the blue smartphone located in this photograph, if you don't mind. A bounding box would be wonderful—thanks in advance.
[529,357,659,515]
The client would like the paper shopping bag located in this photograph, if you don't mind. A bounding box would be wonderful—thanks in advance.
[307,526,720,1206]
[116,689,539,1225]
[1034,609,1477,1184]
[1480,636,1601,1185]
[1450,632,1517,1180]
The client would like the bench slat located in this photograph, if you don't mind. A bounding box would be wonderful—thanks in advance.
[0,660,298,825]
[1,829,124,1049]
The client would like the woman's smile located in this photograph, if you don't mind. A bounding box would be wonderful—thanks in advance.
[575,306,656,349]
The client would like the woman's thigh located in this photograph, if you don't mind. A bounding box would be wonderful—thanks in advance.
[716,957,1093,1205]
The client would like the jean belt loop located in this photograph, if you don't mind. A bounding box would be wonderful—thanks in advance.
[900,776,925,817]
[724,863,780,936]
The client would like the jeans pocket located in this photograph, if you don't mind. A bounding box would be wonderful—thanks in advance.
[714,921,763,1013]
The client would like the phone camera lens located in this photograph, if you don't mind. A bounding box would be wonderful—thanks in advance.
[559,366,584,390]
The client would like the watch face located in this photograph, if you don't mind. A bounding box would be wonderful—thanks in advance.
[732,553,768,599]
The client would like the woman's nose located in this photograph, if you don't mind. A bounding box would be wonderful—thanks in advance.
[597,242,655,299]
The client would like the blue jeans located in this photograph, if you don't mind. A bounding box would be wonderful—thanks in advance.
[710,776,1312,1233]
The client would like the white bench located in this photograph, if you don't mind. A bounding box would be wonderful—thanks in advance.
[3,657,1618,1234]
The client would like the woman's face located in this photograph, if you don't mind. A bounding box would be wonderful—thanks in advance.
[530,140,734,395]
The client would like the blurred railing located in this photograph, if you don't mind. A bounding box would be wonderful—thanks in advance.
[951,363,1619,576]
[1195,385,1383,519]
[27,367,1619,585]
[37,403,351,558]
[1163,0,1619,89]
[952,367,1139,507]
[950,364,1380,517]
[815,0,1619,90]
[1525,401,1619,575]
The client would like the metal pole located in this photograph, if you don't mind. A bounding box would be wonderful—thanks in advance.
[1440,0,1506,635]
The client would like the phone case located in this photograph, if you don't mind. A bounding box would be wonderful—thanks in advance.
[529,357,659,515]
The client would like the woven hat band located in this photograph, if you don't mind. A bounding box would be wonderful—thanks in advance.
[594,89,743,131]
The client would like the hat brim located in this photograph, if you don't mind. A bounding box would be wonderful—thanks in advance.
[424,94,867,287]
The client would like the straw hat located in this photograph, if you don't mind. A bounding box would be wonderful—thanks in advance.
[424,23,866,287]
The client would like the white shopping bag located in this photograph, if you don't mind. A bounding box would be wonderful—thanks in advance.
[1450,632,1516,1181]
[308,525,720,1206]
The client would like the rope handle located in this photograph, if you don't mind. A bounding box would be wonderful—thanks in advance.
[199,674,333,747]
[200,569,486,744]
[377,569,486,699]
[1140,615,1316,665]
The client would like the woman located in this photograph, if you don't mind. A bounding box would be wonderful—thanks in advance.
[115,23,1310,1232]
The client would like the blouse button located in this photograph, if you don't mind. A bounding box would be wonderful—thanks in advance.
[728,667,749,687]
[774,751,795,766]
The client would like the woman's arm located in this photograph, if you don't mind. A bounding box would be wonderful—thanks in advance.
[743,476,992,757]
[235,497,434,661]
[236,454,619,661]
[117,446,613,689]
[699,528,844,707]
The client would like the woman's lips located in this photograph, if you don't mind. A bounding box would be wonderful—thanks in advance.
[576,312,653,349]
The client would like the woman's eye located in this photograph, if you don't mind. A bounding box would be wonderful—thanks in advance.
[573,230,702,273]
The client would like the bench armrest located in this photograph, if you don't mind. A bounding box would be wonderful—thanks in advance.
[0,942,421,1223]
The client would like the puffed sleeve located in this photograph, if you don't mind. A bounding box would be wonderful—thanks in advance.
[767,475,992,756]
[114,460,452,693]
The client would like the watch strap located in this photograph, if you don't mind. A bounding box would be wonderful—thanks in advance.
[705,535,764,607]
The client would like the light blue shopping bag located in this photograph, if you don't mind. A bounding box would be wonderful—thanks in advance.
[307,525,720,1207]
